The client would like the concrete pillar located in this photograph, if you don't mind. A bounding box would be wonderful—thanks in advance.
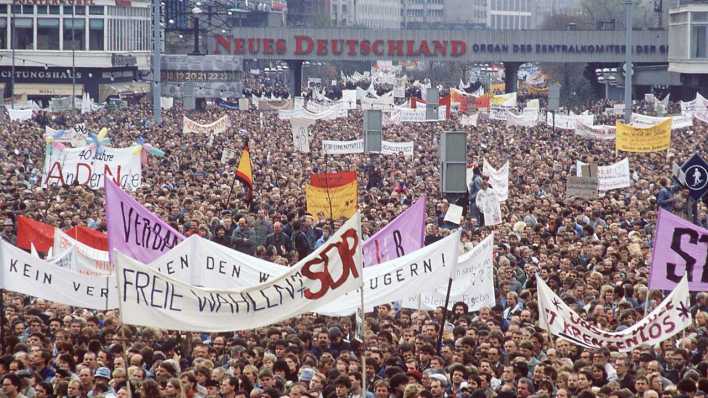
[286,60,303,97]
[504,62,521,93]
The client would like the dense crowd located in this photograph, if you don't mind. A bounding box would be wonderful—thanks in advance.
[0,90,706,398]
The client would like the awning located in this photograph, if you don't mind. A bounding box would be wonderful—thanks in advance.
[13,83,84,96]
[99,81,149,102]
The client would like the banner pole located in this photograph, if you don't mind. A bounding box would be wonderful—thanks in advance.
[0,289,5,355]
[359,285,366,394]
[323,154,335,229]
[435,277,453,355]
[224,171,239,210]
[643,289,651,316]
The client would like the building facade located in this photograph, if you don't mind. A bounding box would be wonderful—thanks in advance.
[487,0,533,30]
[0,0,151,103]
[444,0,486,29]
[402,0,444,29]
[330,0,353,26]
[668,0,708,92]
[356,0,401,29]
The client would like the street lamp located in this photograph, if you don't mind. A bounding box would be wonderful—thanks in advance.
[623,0,633,123]
[596,68,619,100]
[190,6,202,55]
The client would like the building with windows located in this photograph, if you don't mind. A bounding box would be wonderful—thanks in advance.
[0,0,151,104]
[444,0,486,29]
[669,0,707,72]
[402,0,445,29]
[356,0,401,29]
[487,0,533,30]
[330,0,354,26]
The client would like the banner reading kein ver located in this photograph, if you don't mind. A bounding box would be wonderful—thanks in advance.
[115,213,363,332]
[649,208,708,291]
[538,274,692,351]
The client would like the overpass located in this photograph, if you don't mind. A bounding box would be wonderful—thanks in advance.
[208,27,669,94]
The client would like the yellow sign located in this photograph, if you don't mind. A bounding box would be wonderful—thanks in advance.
[615,118,672,153]
[306,181,358,220]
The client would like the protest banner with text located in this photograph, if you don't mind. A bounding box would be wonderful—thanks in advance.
[483,160,509,202]
[0,239,117,310]
[115,213,363,332]
[362,197,426,267]
[43,145,142,191]
[182,115,231,134]
[538,274,692,351]
[316,230,459,317]
[402,234,494,311]
[105,179,184,263]
[575,158,631,192]
[649,208,708,291]
[616,118,672,153]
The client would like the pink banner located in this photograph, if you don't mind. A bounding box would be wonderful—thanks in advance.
[649,208,708,291]
[105,179,184,263]
[362,196,426,267]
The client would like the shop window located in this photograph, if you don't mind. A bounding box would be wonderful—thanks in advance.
[693,25,707,58]
[63,18,85,51]
[13,18,33,49]
[89,18,104,50]
[37,18,60,50]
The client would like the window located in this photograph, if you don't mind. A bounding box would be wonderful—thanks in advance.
[63,18,85,50]
[0,5,6,14]
[37,18,60,49]
[37,5,47,14]
[0,18,5,49]
[89,19,103,50]
[693,12,708,23]
[13,18,33,49]
[693,25,706,58]
[670,12,688,24]
[11,5,20,14]
[22,5,33,14]
[75,6,86,15]
[89,6,104,15]
[49,6,60,14]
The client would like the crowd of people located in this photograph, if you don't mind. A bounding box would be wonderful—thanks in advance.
[0,86,706,398]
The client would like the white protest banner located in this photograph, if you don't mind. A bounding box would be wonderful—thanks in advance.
[115,213,364,332]
[315,230,460,316]
[140,235,288,289]
[631,113,692,130]
[322,140,414,156]
[182,115,230,134]
[443,204,464,225]
[460,113,479,127]
[397,106,446,122]
[342,90,357,110]
[291,118,315,153]
[547,112,595,130]
[221,148,238,164]
[538,274,692,351]
[680,93,707,115]
[402,234,495,311]
[0,239,117,310]
[43,145,142,191]
[7,108,33,121]
[576,158,631,192]
[482,160,509,202]
[505,110,539,127]
[380,141,414,157]
[489,106,510,121]
[574,120,616,141]
[53,228,111,275]
[476,188,502,225]
[566,176,599,199]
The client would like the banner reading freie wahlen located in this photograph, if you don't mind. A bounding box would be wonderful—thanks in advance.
[537,274,692,351]
[649,208,708,292]
[315,229,460,317]
[0,239,117,310]
[105,179,184,263]
[115,213,363,332]
[362,196,426,267]
[401,234,495,311]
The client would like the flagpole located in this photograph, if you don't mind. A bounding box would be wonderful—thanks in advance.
[0,289,5,354]
[435,277,453,355]
[359,284,366,394]
[224,171,239,210]
[323,153,335,228]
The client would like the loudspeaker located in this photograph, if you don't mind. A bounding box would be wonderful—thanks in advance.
[426,87,439,120]
[364,110,382,153]
[440,131,467,193]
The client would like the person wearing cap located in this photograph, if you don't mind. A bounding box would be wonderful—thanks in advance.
[90,366,116,398]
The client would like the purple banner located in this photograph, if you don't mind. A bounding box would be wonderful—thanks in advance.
[362,196,426,267]
[105,179,184,263]
[649,208,708,291]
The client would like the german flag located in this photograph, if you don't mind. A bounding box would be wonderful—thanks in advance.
[235,141,253,201]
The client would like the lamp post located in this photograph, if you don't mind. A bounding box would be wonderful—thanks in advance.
[190,6,202,55]
[595,68,618,100]
[71,5,76,110]
[623,0,633,123]
[151,0,161,123]
[10,4,15,109]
